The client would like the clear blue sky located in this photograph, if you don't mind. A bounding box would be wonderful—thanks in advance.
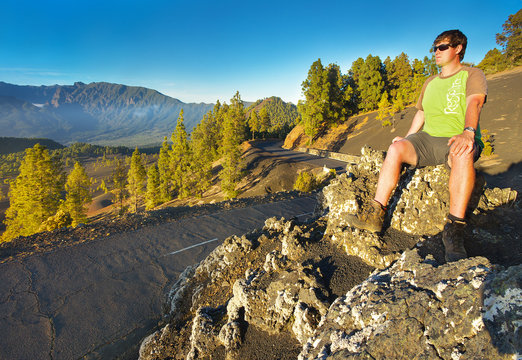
[1,0,519,104]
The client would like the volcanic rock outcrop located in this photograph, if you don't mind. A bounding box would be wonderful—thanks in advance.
[139,147,520,360]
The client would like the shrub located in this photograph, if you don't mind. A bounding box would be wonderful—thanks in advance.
[293,171,318,192]
[481,128,494,157]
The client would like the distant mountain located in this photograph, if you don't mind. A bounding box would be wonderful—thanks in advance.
[0,82,215,146]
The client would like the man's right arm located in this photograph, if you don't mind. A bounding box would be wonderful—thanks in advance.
[392,110,425,143]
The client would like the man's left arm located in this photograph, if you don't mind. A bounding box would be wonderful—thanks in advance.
[448,93,486,156]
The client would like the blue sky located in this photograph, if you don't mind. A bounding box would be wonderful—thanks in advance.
[1,0,519,104]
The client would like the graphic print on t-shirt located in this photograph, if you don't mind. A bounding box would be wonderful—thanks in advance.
[444,77,464,115]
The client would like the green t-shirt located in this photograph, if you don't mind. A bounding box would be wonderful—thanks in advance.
[416,66,487,148]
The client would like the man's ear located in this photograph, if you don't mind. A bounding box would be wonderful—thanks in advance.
[455,44,463,56]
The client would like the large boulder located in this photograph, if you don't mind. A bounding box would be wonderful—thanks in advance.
[299,247,521,359]
[321,146,517,268]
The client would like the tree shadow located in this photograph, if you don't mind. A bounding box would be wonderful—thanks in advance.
[329,118,364,153]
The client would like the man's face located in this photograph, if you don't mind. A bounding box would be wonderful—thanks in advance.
[434,38,461,67]
[435,39,462,66]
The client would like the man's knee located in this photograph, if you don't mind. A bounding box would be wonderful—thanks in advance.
[448,149,475,168]
[386,140,417,165]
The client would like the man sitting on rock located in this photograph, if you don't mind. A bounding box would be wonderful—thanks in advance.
[349,29,487,262]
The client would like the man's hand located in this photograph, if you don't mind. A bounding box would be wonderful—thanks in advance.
[392,136,404,143]
[448,131,475,157]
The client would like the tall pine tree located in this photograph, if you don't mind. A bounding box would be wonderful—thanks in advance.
[157,137,172,203]
[2,144,65,242]
[352,54,385,112]
[64,161,92,226]
[145,164,161,210]
[298,59,328,142]
[171,109,192,198]
[190,119,214,197]
[127,147,146,212]
[220,92,245,199]
[248,110,261,140]
[299,59,352,142]
[112,157,128,214]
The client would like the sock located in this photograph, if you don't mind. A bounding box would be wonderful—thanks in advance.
[372,199,386,211]
[448,213,466,224]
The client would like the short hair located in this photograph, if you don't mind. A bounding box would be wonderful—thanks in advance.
[434,30,467,61]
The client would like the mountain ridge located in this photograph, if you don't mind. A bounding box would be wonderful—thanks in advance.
[0,81,215,146]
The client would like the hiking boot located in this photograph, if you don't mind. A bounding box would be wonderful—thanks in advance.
[442,218,468,262]
[346,200,385,233]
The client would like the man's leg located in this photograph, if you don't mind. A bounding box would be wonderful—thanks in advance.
[443,147,478,262]
[374,139,418,206]
[447,147,477,218]
[348,139,418,233]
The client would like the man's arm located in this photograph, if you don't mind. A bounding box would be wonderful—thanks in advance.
[448,93,486,156]
[392,110,425,143]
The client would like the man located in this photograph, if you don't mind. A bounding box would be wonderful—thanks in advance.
[349,30,487,262]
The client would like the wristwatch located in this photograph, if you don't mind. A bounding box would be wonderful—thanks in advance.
[464,127,476,134]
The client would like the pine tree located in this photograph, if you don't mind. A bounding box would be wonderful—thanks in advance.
[409,58,429,103]
[385,53,411,99]
[258,107,271,135]
[127,147,146,212]
[98,179,109,194]
[248,110,261,140]
[299,59,352,142]
[171,109,192,198]
[112,157,128,214]
[376,92,392,127]
[2,144,65,242]
[145,164,161,210]
[189,129,212,198]
[496,9,522,65]
[298,59,327,142]
[477,48,510,74]
[157,137,171,202]
[352,54,385,112]
[64,162,92,226]
[423,55,438,76]
[190,110,220,197]
[220,92,245,199]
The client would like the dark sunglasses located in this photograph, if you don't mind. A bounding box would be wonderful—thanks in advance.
[432,43,453,52]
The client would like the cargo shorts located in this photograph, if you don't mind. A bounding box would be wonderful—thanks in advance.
[405,131,481,168]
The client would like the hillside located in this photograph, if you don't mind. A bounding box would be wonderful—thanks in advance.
[0,137,65,155]
[0,81,214,146]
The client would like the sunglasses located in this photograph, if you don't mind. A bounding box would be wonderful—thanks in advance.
[432,43,453,52]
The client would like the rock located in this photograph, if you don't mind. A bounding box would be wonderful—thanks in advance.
[321,146,519,268]
[389,165,450,235]
[299,248,519,360]
[476,187,518,211]
[320,146,383,232]
[226,266,330,343]
[482,264,522,354]
[218,320,243,351]
[329,226,398,269]
[186,306,225,359]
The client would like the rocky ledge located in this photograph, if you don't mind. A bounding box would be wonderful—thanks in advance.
[139,146,521,360]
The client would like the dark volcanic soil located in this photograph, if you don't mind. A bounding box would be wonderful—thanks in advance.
[0,190,308,264]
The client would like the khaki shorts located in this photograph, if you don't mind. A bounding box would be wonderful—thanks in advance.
[406,131,481,168]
